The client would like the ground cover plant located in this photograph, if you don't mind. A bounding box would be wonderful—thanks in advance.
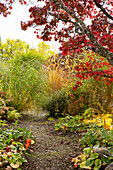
[72,147,113,169]
[54,113,113,169]
[0,120,33,169]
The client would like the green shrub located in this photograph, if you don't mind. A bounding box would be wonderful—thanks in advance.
[80,126,113,150]
[7,110,21,121]
[40,88,69,117]
[54,115,86,133]
[0,89,20,121]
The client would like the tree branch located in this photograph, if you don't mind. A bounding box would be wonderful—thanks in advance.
[93,0,113,20]
[51,0,113,66]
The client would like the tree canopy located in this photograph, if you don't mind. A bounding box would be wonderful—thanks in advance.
[21,0,113,66]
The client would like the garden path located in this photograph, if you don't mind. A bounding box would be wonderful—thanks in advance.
[18,110,82,170]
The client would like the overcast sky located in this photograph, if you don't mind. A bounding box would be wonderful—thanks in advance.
[0,2,59,52]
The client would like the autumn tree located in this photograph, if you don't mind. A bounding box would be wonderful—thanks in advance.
[20,0,113,65]
[0,0,113,79]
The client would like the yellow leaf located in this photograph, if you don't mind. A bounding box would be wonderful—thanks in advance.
[78,153,85,160]
[31,140,35,145]
[72,157,80,163]
[10,162,19,169]
[80,161,92,169]
[105,122,111,130]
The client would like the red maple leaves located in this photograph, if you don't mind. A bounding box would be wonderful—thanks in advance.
[73,55,113,91]
[20,0,112,60]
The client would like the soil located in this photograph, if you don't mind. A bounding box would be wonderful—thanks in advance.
[7,110,82,170]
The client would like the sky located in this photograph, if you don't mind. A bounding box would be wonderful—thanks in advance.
[0,2,59,52]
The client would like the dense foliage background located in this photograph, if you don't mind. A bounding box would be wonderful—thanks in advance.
[0,39,113,119]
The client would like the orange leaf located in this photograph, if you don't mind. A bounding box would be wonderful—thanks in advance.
[25,143,30,149]
[27,139,31,144]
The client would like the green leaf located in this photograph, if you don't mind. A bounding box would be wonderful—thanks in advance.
[102,157,112,165]
[14,153,21,159]
[93,166,100,170]
[48,117,54,121]
[15,120,18,128]
[31,140,35,145]
[95,159,101,166]
[9,156,16,163]
[6,138,11,144]
[85,158,94,167]
[23,127,26,131]
[22,158,27,163]
[83,147,92,157]
[90,153,98,160]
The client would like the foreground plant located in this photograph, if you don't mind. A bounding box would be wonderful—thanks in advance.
[80,126,113,151]
[54,114,113,169]
[0,120,33,169]
[25,126,32,150]
[72,147,113,169]
[54,114,98,135]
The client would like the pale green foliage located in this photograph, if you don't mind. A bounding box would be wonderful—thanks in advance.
[0,39,29,60]
[7,110,21,121]
[37,41,55,59]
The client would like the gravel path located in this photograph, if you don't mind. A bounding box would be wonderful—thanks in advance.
[18,112,82,170]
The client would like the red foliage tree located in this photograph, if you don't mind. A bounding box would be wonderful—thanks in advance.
[0,0,113,87]
[21,0,113,65]
[1,0,112,64]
